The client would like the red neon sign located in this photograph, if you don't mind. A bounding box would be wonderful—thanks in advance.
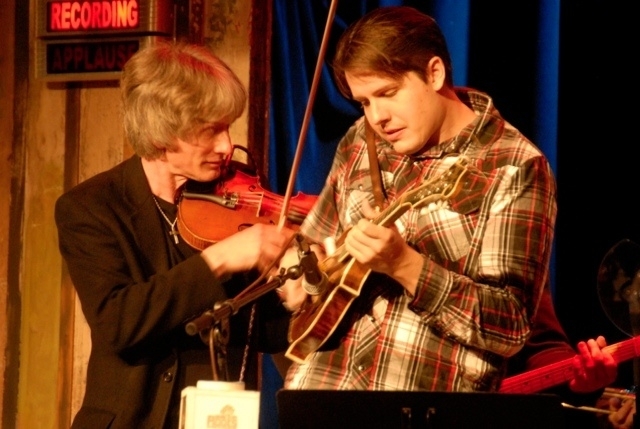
[48,1,140,31]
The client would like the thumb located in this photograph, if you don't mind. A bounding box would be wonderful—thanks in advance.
[361,198,381,220]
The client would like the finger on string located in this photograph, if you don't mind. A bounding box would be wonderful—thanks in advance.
[360,199,379,220]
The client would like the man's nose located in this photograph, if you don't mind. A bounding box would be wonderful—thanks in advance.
[367,101,389,126]
[215,130,233,155]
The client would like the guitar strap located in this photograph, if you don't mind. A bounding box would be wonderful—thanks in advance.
[364,119,386,210]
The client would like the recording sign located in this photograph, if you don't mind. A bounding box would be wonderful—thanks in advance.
[37,0,174,81]
[38,0,173,37]
[48,1,139,32]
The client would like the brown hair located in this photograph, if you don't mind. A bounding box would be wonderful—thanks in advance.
[332,6,454,99]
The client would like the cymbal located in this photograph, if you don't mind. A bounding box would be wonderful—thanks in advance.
[597,239,640,337]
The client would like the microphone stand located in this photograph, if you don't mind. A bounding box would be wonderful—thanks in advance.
[184,264,303,381]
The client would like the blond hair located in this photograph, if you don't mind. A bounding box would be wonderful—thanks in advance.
[120,41,247,159]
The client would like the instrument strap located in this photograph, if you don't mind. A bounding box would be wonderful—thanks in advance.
[365,119,386,209]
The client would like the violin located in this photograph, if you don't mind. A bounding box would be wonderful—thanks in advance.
[177,155,317,250]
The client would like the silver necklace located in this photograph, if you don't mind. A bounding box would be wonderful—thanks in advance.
[153,196,180,244]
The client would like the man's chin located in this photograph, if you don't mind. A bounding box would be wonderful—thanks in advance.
[193,170,221,183]
[389,140,413,155]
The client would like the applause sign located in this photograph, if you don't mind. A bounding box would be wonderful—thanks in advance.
[36,0,174,81]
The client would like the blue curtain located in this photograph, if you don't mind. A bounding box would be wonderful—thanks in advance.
[268,0,560,190]
[267,0,559,288]
[264,1,561,428]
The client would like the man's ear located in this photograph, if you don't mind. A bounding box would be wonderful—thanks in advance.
[426,56,446,91]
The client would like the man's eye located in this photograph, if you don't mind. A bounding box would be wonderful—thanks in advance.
[203,124,227,135]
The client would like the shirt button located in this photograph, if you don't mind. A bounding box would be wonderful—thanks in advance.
[357,364,365,371]
[163,371,174,382]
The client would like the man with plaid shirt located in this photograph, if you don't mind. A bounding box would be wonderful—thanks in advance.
[277,6,556,392]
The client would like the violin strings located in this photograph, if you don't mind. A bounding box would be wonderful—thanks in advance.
[228,193,310,217]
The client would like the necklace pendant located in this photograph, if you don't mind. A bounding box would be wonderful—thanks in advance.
[152,195,180,245]
[170,226,180,244]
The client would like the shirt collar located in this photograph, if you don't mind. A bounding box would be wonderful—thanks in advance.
[411,87,498,161]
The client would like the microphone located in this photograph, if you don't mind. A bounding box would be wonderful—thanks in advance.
[299,250,328,296]
[296,235,328,296]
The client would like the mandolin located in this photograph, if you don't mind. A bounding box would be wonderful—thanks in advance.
[286,156,472,363]
[499,335,640,394]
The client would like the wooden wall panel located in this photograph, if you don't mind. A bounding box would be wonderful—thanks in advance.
[204,0,252,162]
[79,84,125,182]
[18,79,67,429]
[2,0,262,427]
[68,84,124,421]
[0,0,16,424]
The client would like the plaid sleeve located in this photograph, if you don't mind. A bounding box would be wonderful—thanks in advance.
[410,155,557,358]
[300,121,362,245]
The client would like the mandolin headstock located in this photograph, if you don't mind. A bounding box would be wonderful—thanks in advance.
[401,156,470,210]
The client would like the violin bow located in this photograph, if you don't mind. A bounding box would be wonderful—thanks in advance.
[277,0,339,230]
[185,1,340,340]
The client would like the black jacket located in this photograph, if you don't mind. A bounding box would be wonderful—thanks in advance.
[55,156,288,429]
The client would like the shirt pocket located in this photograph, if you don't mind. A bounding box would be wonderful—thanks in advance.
[340,176,378,226]
[410,167,488,262]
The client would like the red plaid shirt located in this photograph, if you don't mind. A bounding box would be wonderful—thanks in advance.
[285,88,557,392]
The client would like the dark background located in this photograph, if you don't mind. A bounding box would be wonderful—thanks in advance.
[470,0,640,390]
[466,2,639,351]
[554,1,638,385]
